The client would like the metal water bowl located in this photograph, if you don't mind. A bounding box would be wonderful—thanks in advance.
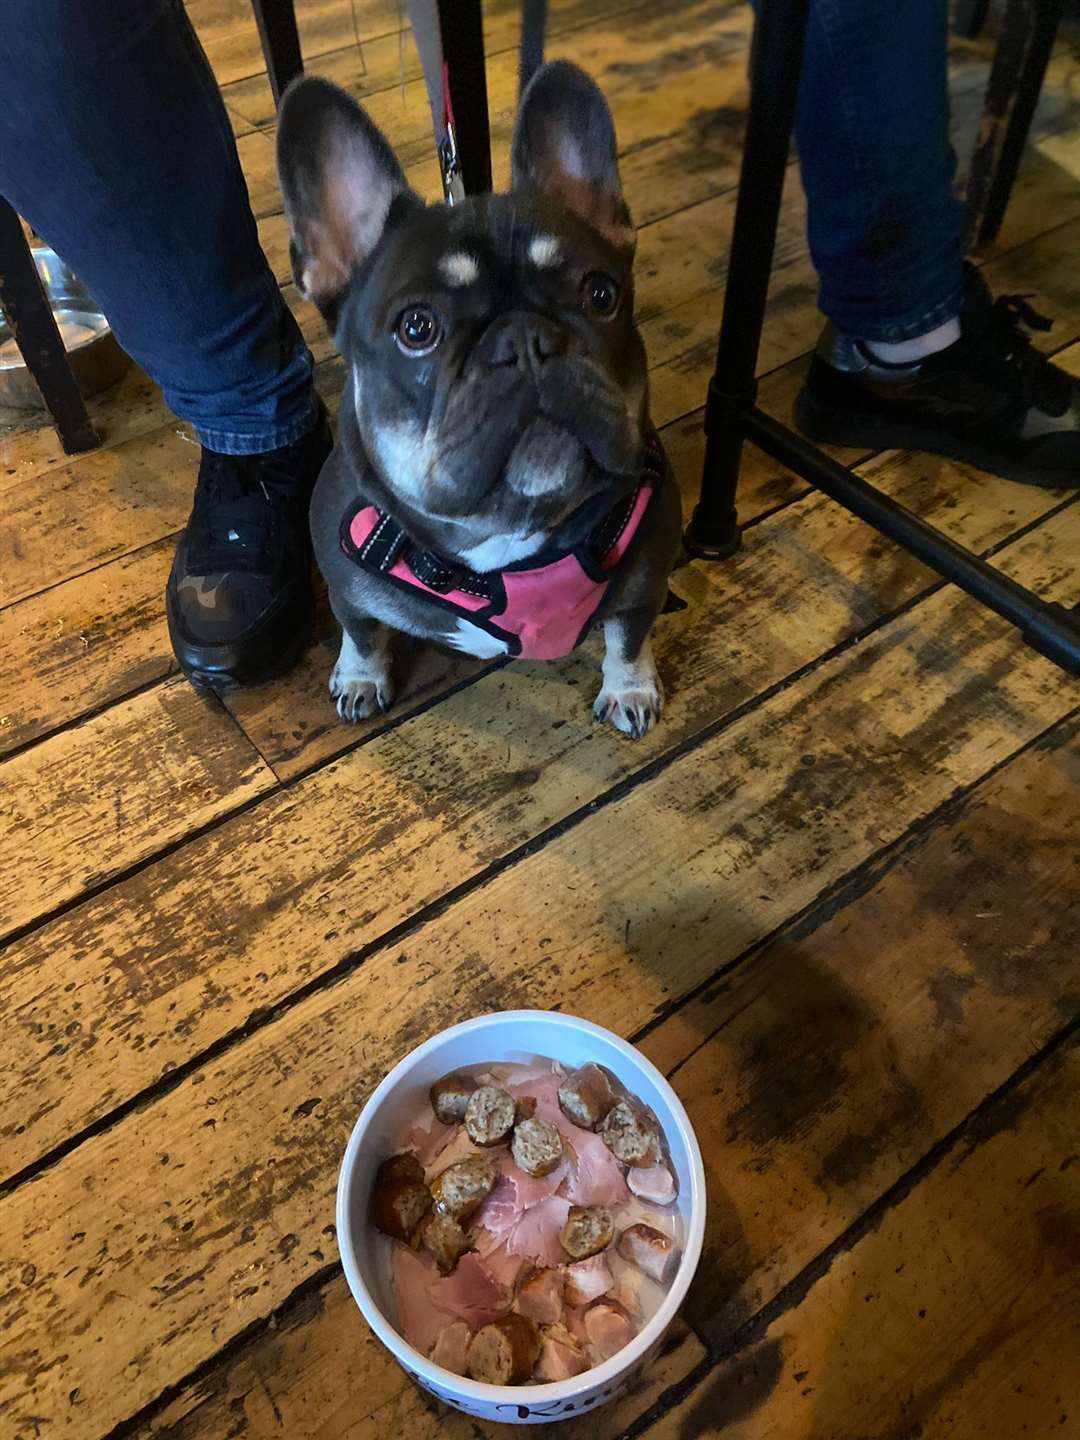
[0,246,130,410]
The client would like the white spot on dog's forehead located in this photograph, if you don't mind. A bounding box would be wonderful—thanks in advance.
[439,252,480,287]
[528,235,562,269]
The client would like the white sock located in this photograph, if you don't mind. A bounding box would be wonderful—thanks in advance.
[863,317,961,365]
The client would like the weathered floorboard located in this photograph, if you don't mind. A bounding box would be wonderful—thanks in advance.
[0,678,276,942]
[0,507,1074,1438]
[134,721,1079,1440]
[2,456,1072,1178]
[644,1037,1079,1440]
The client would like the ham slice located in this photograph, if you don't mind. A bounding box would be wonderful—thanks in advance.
[607,1256,656,1318]
[505,1195,572,1269]
[564,1129,629,1208]
[562,1252,614,1308]
[509,1072,627,1208]
[402,1117,455,1168]
[471,1174,522,1250]
[564,1305,590,1346]
[502,1155,570,1208]
[508,1072,565,1131]
[425,1126,488,1183]
[483,1239,527,1290]
[393,1246,449,1357]
[626,1163,677,1205]
[517,1267,565,1327]
[561,1255,613,1313]
[535,1325,588,1381]
[584,1302,635,1362]
[429,1251,511,1329]
[429,1319,471,1375]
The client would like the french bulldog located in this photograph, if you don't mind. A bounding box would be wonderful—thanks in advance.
[276,60,682,738]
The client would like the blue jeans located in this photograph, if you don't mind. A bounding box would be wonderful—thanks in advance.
[0,0,965,426]
[791,0,968,341]
[0,0,314,455]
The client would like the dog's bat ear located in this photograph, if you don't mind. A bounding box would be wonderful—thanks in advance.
[512,61,633,253]
[277,76,415,318]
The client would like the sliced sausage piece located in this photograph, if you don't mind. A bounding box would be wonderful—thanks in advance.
[599,1098,662,1167]
[560,1204,614,1260]
[430,1156,498,1220]
[430,1071,478,1126]
[562,1252,614,1308]
[618,1223,680,1285]
[583,1301,635,1362]
[626,1162,677,1205]
[516,1267,564,1327]
[372,1153,433,1242]
[464,1085,516,1148]
[511,1116,564,1178]
[378,1151,425,1187]
[429,1319,472,1375]
[419,1211,471,1273]
[557,1063,618,1131]
[466,1313,541,1385]
[534,1325,588,1381]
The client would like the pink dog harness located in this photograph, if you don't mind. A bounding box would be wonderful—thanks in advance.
[340,436,665,660]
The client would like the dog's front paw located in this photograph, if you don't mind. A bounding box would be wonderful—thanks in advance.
[593,674,664,740]
[329,663,394,723]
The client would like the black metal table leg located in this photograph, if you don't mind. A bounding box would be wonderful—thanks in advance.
[684,0,810,560]
[966,0,1067,250]
[742,409,1080,674]
[955,0,992,40]
[0,198,99,455]
[687,0,1080,677]
[251,0,304,105]
[436,0,493,194]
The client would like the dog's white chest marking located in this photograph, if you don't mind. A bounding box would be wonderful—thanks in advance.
[457,532,545,571]
[443,619,509,659]
[369,418,433,505]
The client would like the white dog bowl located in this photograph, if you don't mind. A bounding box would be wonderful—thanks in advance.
[336,1009,706,1426]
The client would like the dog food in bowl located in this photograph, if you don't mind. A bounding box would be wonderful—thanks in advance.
[337,1010,705,1425]
[372,1057,682,1386]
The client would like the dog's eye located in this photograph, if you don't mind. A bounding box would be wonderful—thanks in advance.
[582,272,620,319]
[395,306,441,355]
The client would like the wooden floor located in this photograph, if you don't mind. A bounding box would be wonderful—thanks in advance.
[1,2,1079,1437]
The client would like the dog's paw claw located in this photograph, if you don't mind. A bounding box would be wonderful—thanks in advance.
[592,684,663,739]
[330,671,394,724]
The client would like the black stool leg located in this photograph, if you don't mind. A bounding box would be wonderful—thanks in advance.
[251,0,304,105]
[436,0,493,194]
[685,0,810,560]
[966,0,1066,250]
[0,199,98,454]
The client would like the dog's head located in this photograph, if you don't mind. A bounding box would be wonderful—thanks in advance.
[277,62,647,565]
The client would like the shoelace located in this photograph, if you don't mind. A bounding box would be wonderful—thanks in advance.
[186,451,305,575]
[983,291,1067,413]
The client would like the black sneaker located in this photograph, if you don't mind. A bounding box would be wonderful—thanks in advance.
[795,264,1080,488]
[166,403,333,690]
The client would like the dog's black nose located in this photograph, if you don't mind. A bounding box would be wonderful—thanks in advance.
[480,313,566,370]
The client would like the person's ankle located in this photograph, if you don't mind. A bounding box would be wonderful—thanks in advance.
[861,317,961,365]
